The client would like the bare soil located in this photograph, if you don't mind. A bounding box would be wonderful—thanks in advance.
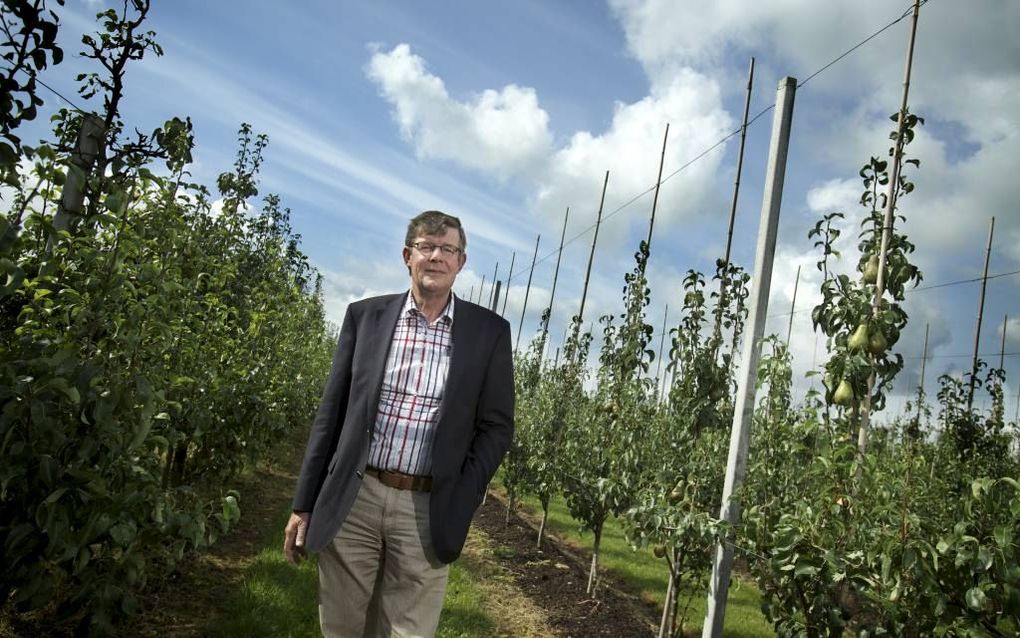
[473,493,659,638]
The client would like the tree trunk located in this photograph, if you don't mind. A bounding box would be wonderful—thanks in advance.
[536,497,549,549]
[170,438,189,486]
[161,445,174,490]
[586,523,603,596]
[504,491,515,526]
[658,567,676,638]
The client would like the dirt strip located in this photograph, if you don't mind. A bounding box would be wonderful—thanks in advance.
[472,492,659,638]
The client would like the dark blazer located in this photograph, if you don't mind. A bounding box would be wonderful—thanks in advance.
[292,291,514,563]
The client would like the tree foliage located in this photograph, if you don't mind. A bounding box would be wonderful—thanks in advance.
[0,5,332,634]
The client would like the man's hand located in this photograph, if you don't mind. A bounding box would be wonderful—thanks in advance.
[284,511,310,564]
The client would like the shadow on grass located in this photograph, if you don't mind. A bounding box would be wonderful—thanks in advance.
[206,548,320,638]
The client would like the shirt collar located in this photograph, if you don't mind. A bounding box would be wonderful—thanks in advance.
[405,290,455,326]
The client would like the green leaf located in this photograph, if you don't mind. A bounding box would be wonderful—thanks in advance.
[42,487,68,505]
[993,526,1010,549]
[222,494,241,523]
[964,587,986,611]
[109,522,136,547]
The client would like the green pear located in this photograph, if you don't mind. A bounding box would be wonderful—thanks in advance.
[848,323,869,351]
[833,379,854,406]
[863,254,880,284]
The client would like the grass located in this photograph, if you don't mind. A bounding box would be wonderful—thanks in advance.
[513,489,775,637]
[205,504,512,638]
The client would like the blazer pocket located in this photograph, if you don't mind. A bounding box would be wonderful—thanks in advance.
[327,454,339,475]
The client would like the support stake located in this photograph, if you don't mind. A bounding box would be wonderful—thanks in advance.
[702,76,797,637]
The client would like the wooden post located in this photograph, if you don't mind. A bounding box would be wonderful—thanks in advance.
[48,114,106,253]
[1000,314,1008,372]
[488,261,500,308]
[655,304,669,389]
[786,264,801,346]
[501,250,516,317]
[516,234,541,352]
[967,216,995,411]
[857,0,923,460]
[541,208,570,341]
[645,124,669,261]
[714,57,756,340]
[703,76,797,637]
[915,323,930,426]
[578,171,609,326]
[491,280,502,313]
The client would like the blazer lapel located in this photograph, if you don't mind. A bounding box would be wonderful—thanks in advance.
[436,300,471,427]
[363,292,407,426]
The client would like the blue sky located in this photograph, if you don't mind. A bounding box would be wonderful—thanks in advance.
[24,0,1020,417]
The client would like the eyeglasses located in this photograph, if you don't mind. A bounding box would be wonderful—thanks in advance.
[409,241,462,257]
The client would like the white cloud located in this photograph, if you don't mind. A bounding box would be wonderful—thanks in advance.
[366,44,554,180]
[534,68,732,245]
[608,0,1020,272]
[319,257,410,325]
[366,43,733,252]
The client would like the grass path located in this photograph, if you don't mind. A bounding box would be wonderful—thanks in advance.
[204,503,551,638]
[116,444,548,637]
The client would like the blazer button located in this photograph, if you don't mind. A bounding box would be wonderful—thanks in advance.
[355,470,364,479]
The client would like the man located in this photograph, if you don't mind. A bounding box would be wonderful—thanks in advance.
[283,210,514,637]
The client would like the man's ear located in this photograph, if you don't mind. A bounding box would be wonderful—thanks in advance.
[456,252,467,273]
[402,246,412,268]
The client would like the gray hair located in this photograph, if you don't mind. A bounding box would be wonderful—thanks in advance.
[405,210,467,251]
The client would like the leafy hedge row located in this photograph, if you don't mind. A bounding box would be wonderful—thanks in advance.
[1,2,334,634]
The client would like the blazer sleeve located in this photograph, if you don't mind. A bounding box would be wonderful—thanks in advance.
[292,305,357,512]
[462,318,515,497]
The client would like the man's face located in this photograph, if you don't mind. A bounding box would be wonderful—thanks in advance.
[402,226,466,297]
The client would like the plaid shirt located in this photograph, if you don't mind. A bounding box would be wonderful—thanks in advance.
[367,292,454,476]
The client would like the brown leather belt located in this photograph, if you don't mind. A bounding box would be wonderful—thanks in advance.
[365,466,432,492]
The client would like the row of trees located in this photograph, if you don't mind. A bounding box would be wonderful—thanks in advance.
[1,2,334,634]
[504,108,1019,637]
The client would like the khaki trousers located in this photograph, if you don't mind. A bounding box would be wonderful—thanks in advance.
[318,473,449,638]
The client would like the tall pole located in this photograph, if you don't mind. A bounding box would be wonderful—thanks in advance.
[655,304,669,388]
[477,275,486,305]
[541,208,570,342]
[703,76,797,637]
[967,216,995,411]
[1000,315,1008,372]
[48,114,106,256]
[491,280,502,313]
[786,264,801,346]
[578,171,609,326]
[488,262,500,308]
[516,234,541,352]
[915,323,930,426]
[857,0,922,460]
[645,124,670,262]
[501,251,516,317]
[714,57,756,339]
[468,285,474,303]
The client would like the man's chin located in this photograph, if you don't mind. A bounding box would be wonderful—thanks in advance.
[419,279,452,294]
